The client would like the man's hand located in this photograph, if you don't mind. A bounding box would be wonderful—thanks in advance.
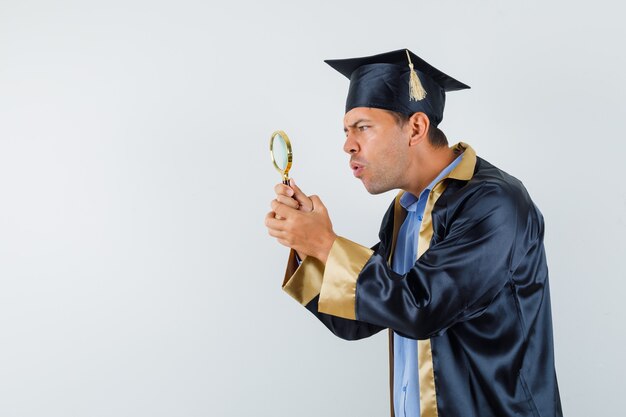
[266,181,336,264]
[273,179,313,213]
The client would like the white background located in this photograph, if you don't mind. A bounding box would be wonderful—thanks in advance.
[1,0,624,416]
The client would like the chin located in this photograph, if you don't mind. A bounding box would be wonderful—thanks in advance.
[363,181,392,195]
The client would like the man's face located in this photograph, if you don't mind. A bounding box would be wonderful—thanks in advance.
[343,107,410,194]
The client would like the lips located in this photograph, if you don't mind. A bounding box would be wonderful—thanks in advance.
[350,160,365,178]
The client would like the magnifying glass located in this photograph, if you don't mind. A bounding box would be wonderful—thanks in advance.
[270,130,293,185]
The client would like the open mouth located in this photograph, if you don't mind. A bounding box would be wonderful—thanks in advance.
[350,161,364,177]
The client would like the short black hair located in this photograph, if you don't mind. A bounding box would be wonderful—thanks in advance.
[386,110,448,148]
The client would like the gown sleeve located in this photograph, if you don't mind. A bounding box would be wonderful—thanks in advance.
[282,248,385,341]
[316,182,531,340]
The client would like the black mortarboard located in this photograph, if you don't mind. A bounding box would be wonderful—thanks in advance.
[325,49,470,126]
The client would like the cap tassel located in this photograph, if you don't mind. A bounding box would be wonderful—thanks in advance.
[406,50,427,101]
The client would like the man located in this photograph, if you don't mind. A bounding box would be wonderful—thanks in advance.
[265,49,562,417]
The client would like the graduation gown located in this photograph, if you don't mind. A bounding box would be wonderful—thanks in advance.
[282,143,562,417]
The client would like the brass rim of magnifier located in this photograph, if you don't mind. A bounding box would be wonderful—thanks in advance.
[270,130,293,181]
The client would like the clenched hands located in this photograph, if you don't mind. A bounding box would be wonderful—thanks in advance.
[265,179,337,264]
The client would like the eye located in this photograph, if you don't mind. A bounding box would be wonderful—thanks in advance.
[357,125,370,131]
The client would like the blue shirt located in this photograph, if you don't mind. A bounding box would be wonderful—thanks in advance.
[392,154,463,417]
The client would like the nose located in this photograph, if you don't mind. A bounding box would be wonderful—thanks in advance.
[343,132,359,154]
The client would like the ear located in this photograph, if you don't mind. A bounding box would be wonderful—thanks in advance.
[408,112,430,146]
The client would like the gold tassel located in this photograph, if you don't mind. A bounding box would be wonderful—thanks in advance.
[406,50,427,101]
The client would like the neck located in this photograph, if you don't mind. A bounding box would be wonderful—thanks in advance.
[404,145,457,196]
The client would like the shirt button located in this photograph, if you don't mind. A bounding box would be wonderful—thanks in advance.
[417,215,423,221]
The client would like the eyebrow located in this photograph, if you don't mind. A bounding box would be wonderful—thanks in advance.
[343,118,372,132]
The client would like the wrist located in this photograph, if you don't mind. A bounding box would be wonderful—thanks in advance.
[317,232,337,265]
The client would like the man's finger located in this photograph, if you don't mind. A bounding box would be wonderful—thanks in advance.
[268,228,285,239]
[276,194,300,209]
[274,183,294,197]
[309,195,326,212]
[272,199,298,219]
[265,211,286,231]
[276,238,293,248]
[289,179,313,212]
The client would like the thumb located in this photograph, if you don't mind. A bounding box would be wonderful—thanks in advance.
[309,195,326,212]
[290,179,313,212]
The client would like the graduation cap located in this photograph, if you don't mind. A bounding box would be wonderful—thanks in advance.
[325,49,470,126]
